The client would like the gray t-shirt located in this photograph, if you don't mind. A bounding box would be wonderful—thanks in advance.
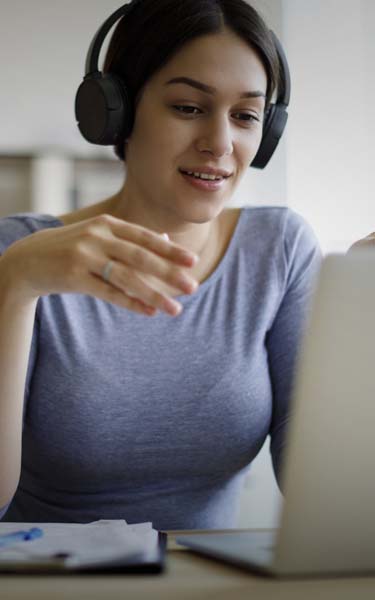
[0,206,321,529]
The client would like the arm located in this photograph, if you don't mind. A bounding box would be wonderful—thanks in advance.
[0,257,38,506]
[266,211,322,490]
[0,212,199,509]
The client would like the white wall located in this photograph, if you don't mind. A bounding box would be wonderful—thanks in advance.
[0,0,120,157]
[283,0,375,253]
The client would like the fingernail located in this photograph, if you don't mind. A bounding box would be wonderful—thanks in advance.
[182,252,199,265]
[178,276,198,294]
[125,290,138,298]
[162,233,170,241]
[165,299,183,315]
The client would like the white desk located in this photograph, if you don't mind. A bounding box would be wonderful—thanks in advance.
[1,529,375,600]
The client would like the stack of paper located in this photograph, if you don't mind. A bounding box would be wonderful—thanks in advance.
[0,520,160,571]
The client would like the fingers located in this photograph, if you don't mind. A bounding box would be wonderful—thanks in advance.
[86,254,182,316]
[102,214,199,267]
[102,237,199,295]
[84,273,157,316]
[74,215,201,317]
[348,232,375,253]
[103,260,183,316]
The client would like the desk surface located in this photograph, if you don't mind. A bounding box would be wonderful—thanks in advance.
[1,529,375,600]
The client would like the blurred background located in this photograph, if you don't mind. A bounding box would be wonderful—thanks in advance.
[0,0,374,527]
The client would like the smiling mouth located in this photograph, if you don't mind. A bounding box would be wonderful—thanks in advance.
[178,169,230,181]
[178,170,230,193]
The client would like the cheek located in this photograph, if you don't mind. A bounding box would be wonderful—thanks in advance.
[137,112,186,162]
[248,124,264,149]
[237,132,262,168]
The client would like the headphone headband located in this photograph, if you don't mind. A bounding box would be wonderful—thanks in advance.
[75,0,291,169]
[269,31,290,107]
[85,1,141,75]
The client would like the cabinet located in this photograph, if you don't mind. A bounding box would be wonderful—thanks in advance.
[0,154,124,219]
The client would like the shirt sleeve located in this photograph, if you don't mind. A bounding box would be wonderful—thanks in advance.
[266,209,322,490]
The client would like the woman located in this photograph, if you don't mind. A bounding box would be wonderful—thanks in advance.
[0,0,322,529]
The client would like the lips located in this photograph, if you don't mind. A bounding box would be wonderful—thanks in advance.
[179,170,228,192]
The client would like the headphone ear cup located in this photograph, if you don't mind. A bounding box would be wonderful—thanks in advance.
[251,104,288,169]
[75,74,133,145]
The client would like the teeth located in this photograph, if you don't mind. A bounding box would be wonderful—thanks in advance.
[185,171,223,181]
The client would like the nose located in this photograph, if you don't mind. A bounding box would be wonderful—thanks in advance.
[196,114,233,158]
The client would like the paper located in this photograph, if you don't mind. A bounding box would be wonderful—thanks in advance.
[0,520,159,569]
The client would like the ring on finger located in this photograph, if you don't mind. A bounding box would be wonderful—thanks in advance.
[102,260,114,283]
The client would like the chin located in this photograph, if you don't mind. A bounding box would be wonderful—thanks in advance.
[175,199,225,224]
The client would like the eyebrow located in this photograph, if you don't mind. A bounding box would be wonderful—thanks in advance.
[164,76,266,99]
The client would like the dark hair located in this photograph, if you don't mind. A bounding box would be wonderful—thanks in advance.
[103,0,280,162]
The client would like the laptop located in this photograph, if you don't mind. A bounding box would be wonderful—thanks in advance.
[176,252,375,577]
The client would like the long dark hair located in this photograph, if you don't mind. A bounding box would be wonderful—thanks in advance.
[103,0,280,161]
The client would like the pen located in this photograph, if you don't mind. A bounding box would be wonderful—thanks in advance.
[0,527,44,549]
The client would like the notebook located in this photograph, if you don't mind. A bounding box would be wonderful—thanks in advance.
[176,252,375,577]
[0,519,166,574]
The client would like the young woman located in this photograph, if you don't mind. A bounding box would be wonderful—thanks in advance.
[0,0,322,529]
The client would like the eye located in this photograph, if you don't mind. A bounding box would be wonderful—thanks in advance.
[232,112,260,124]
[171,105,261,126]
[172,105,201,115]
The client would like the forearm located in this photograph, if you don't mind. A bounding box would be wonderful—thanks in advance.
[0,258,38,505]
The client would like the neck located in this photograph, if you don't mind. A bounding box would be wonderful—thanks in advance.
[105,182,220,262]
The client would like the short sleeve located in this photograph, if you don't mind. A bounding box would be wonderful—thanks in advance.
[266,209,322,489]
[0,214,36,255]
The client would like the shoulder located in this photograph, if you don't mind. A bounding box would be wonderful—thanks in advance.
[238,205,322,287]
[240,204,314,236]
[240,205,320,253]
[0,212,62,255]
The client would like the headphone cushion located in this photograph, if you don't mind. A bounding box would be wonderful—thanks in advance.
[252,104,288,169]
[75,74,132,145]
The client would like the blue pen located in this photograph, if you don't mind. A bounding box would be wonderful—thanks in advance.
[0,527,43,549]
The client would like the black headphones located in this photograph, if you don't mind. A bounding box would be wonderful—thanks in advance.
[75,0,291,169]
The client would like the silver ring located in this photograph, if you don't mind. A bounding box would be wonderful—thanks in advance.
[102,260,114,283]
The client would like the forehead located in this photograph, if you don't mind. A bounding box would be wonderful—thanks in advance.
[151,27,268,96]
